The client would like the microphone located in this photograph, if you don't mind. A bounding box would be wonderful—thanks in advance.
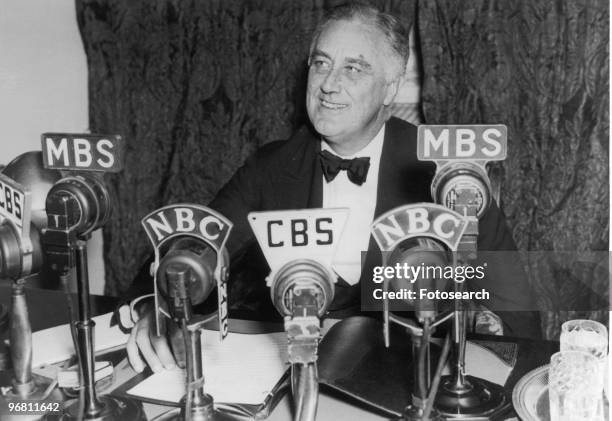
[386,237,449,323]
[40,133,146,421]
[269,260,335,421]
[0,221,43,280]
[431,162,491,218]
[43,173,110,273]
[0,151,60,280]
[270,259,334,320]
[415,125,510,419]
[155,237,219,370]
[141,204,236,421]
[247,208,348,421]
[156,237,218,321]
[154,238,224,420]
[0,152,59,398]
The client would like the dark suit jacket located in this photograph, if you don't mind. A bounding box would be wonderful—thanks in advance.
[208,117,542,339]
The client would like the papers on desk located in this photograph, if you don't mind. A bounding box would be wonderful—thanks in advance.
[30,312,129,367]
[127,330,288,405]
[442,340,516,386]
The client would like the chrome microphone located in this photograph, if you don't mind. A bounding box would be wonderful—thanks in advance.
[42,173,110,273]
[270,259,334,320]
[40,133,146,421]
[141,204,236,421]
[371,204,469,421]
[0,218,43,280]
[0,151,60,400]
[383,237,450,421]
[155,238,225,421]
[156,237,218,322]
[0,151,60,280]
[269,260,335,421]
[416,124,510,420]
[155,237,218,371]
[247,208,349,421]
[385,237,449,323]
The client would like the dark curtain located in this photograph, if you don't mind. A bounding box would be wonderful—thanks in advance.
[76,0,608,338]
[75,0,413,292]
[417,0,609,338]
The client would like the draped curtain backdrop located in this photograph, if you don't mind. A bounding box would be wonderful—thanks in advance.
[76,0,608,338]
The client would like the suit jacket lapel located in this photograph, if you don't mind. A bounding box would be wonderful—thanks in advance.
[270,126,322,210]
[307,141,323,208]
[374,117,429,218]
[359,118,432,284]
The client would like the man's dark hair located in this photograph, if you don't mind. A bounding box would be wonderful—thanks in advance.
[309,2,410,79]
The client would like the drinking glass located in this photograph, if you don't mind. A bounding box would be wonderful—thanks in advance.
[560,319,608,360]
[549,350,602,421]
[560,319,608,407]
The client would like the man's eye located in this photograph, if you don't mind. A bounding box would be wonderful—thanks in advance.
[312,60,330,71]
[345,65,361,74]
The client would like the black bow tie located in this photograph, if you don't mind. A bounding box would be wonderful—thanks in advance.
[319,150,370,186]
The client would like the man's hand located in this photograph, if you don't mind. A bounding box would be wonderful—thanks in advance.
[126,309,178,373]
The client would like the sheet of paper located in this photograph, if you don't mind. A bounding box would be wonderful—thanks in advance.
[442,341,513,386]
[127,330,289,405]
[31,312,129,367]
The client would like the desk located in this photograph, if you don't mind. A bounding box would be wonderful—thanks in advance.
[0,287,556,420]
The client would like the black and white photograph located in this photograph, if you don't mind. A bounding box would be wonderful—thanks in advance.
[0,1,609,420]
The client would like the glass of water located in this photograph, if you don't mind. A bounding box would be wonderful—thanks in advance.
[549,350,602,421]
[560,319,608,360]
[560,319,608,404]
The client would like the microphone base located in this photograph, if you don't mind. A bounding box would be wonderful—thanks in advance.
[49,395,146,421]
[400,404,445,421]
[0,382,63,421]
[4,373,56,401]
[153,401,248,421]
[433,375,509,420]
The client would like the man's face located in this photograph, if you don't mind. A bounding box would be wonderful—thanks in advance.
[306,18,399,155]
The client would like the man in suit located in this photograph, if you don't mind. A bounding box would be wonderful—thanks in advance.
[127,3,541,373]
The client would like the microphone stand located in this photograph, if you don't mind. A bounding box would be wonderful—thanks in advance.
[0,303,8,370]
[267,259,333,421]
[387,310,451,421]
[40,175,145,420]
[432,208,508,419]
[0,217,55,402]
[6,277,56,401]
[49,237,145,421]
[286,289,322,421]
[153,263,241,421]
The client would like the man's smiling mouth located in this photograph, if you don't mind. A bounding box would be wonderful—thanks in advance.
[320,99,348,110]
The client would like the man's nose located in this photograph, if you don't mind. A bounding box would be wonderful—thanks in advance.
[320,68,342,93]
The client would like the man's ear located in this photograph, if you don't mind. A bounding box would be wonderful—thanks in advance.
[383,77,401,106]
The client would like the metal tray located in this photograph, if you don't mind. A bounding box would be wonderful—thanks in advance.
[512,364,609,421]
[512,365,549,421]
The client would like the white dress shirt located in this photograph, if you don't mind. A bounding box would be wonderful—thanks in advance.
[321,125,385,285]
